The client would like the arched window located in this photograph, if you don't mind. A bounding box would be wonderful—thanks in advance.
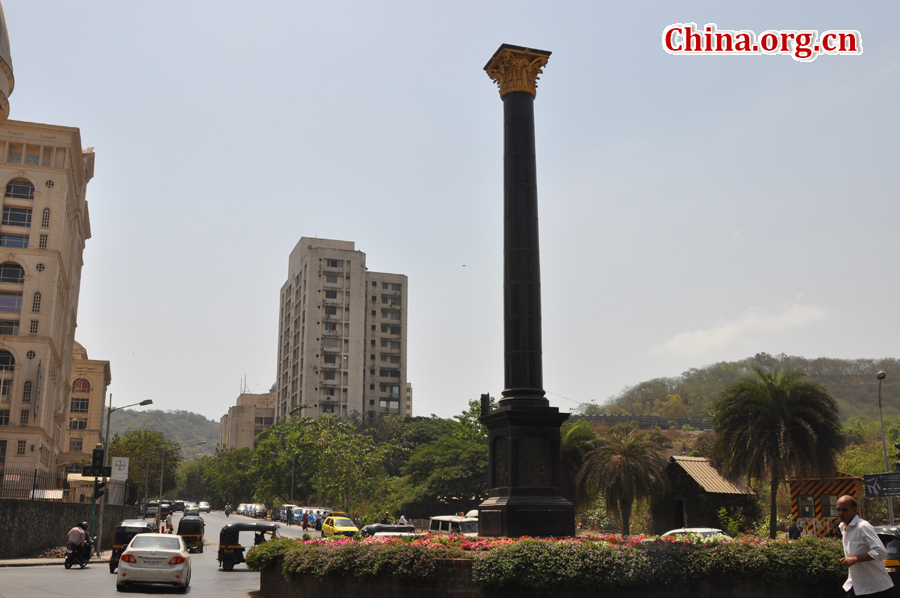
[22,380,32,402]
[73,378,90,392]
[0,262,24,284]
[5,179,34,200]
[31,292,40,313]
[41,208,50,228]
[0,350,14,371]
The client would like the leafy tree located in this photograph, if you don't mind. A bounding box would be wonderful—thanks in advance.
[712,367,844,539]
[204,447,255,505]
[175,456,211,501]
[578,422,665,535]
[560,419,600,508]
[108,429,183,500]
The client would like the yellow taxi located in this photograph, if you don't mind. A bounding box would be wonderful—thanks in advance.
[321,516,358,538]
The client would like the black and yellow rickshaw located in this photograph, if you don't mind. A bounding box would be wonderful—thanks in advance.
[218,522,280,571]
[109,519,155,574]
[177,515,205,553]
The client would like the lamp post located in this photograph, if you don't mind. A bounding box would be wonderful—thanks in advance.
[877,371,893,524]
[270,451,296,503]
[96,395,153,555]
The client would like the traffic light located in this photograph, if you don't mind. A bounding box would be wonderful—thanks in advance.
[93,478,106,500]
[90,447,105,476]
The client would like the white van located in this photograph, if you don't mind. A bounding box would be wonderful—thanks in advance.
[428,515,478,537]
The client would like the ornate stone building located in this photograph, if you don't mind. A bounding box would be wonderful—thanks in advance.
[58,342,111,469]
[275,238,412,421]
[0,3,96,472]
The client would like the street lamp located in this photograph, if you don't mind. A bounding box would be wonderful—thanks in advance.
[878,371,893,525]
[97,395,153,555]
[270,451,297,503]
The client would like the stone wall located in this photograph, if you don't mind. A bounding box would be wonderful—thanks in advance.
[259,559,846,598]
[0,498,139,559]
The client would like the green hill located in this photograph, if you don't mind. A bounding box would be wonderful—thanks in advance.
[105,409,218,459]
[586,353,900,423]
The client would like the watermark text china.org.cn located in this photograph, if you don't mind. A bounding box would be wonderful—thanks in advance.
[662,23,862,62]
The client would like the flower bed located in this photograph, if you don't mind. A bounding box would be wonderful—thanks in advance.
[247,534,846,592]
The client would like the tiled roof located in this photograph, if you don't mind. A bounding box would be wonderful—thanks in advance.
[670,455,755,495]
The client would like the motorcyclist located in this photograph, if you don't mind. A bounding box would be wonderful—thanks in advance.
[67,521,87,549]
[225,503,232,516]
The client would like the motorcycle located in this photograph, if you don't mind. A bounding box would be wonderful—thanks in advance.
[64,535,95,569]
[225,505,232,517]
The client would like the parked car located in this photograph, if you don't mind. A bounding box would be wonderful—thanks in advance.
[359,524,416,538]
[116,533,191,593]
[199,501,211,513]
[322,516,359,538]
[253,504,268,519]
[428,515,478,537]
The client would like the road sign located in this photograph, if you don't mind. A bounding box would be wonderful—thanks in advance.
[864,473,900,497]
[112,457,129,480]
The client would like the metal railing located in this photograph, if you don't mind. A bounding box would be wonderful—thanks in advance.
[0,467,133,503]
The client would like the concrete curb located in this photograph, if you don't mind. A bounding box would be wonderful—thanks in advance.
[0,550,112,568]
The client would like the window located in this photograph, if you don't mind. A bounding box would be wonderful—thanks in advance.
[392,284,401,292]
[369,400,375,405]
[41,208,49,228]
[69,419,87,430]
[325,275,338,284]
[326,259,342,268]
[323,354,336,364]
[2,207,31,227]
[5,179,34,199]
[31,293,40,313]
[19,409,28,424]
[379,400,400,410]
[324,322,338,333]
[0,235,28,248]
[0,350,14,371]
[69,438,83,452]
[26,154,38,166]
[372,281,377,287]
[38,234,47,248]
[28,320,36,334]
[0,293,22,313]
[73,379,90,392]
[391,326,400,335]
[0,410,7,425]
[70,397,89,413]
[9,152,21,164]
[323,388,335,396]
[22,381,31,402]
[382,310,401,320]
[821,494,839,518]
[325,290,337,299]
[16,439,25,454]
[370,354,375,360]
[0,262,24,283]
[380,354,387,362]
[380,369,400,378]
[255,417,264,424]
[323,371,336,380]
[371,325,375,331]
[324,306,337,315]
[0,380,10,399]
[0,320,18,335]
[798,495,814,518]
[390,355,401,364]
[369,384,375,389]
[371,310,376,316]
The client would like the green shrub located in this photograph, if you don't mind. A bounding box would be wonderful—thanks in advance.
[246,537,299,572]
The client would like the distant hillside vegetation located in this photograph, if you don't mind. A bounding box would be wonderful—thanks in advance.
[584,353,900,423]
[106,409,218,458]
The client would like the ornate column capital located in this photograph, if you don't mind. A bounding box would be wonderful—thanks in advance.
[484,44,551,99]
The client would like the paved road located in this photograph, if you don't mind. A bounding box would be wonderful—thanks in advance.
[0,510,313,598]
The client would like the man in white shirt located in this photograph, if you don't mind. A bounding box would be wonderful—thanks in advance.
[838,494,894,597]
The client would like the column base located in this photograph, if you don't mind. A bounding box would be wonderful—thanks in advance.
[478,494,575,537]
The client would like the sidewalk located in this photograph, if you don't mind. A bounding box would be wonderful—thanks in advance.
[0,549,112,567]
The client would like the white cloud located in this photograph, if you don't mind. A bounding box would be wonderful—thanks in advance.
[651,303,829,357]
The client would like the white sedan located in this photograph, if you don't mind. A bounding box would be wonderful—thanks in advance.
[198,501,211,513]
[116,533,191,593]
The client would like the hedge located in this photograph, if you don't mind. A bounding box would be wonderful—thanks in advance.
[245,534,846,591]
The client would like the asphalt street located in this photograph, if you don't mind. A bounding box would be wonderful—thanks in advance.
[0,510,316,598]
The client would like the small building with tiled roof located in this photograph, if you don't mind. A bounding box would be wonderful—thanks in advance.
[651,455,759,535]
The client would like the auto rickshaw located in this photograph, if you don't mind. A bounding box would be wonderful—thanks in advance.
[177,515,206,553]
[109,519,155,574]
[218,522,280,571]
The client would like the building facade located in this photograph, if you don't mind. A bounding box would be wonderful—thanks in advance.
[0,122,94,472]
[275,238,411,421]
[59,341,111,469]
[220,390,276,449]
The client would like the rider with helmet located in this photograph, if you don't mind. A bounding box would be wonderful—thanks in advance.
[67,521,87,548]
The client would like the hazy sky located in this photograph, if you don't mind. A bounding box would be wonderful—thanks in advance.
[3,1,897,423]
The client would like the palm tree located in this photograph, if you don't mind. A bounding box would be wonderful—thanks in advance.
[560,419,601,508]
[712,367,844,539]
[579,423,666,535]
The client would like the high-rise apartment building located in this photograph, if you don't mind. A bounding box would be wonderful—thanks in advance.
[276,238,411,421]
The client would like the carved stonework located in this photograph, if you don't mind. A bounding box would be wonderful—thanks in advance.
[518,435,551,487]
[484,45,551,99]
[493,436,509,488]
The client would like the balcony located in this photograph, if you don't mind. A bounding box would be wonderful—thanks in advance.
[321,345,341,354]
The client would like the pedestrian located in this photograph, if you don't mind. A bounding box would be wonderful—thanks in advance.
[399,514,407,525]
[286,507,293,526]
[789,520,801,540]
[165,512,173,534]
[837,494,894,597]
[301,510,309,531]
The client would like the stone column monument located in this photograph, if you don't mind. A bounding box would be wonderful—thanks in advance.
[477,44,575,537]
